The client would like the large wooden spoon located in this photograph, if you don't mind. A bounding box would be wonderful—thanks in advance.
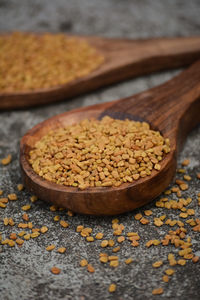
[2,35,200,109]
[20,60,200,215]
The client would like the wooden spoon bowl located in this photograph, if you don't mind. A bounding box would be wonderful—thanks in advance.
[20,61,200,215]
[2,35,200,110]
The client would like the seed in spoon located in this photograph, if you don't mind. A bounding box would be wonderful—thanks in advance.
[29,116,170,189]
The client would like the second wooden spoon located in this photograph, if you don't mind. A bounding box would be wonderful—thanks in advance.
[2,35,200,109]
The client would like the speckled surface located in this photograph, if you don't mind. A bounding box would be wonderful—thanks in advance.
[0,1,200,300]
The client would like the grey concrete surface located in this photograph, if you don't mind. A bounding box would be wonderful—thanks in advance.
[0,1,200,299]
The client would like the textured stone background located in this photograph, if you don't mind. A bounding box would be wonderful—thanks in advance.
[0,1,200,299]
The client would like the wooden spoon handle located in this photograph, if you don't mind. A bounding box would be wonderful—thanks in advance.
[108,60,200,150]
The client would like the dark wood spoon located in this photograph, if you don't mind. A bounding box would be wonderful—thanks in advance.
[20,60,200,215]
[2,35,200,110]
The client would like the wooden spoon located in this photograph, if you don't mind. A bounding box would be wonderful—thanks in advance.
[2,35,200,110]
[20,60,200,215]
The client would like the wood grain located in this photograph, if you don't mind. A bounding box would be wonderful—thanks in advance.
[2,35,200,109]
[20,60,200,215]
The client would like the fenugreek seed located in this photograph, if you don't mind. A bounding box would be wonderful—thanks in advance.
[154,218,163,227]
[21,205,31,211]
[192,256,199,263]
[1,154,12,165]
[152,288,163,295]
[50,205,57,212]
[16,238,24,245]
[86,236,94,242]
[117,236,125,243]
[54,215,60,221]
[30,195,38,202]
[77,225,84,232]
[101,240,108,248]
[165,269,175,276]
[22,213,29,221]
[60,220,69,228]
[87,264,95,273]
[8,240,15,247]
[8,193,17,201]
[0,190,3,196]
[46,244,55,251]
[10,233,17,240]
[18,231,26,237]
[177,259,186,266]
[95,233,104,240]
[125,258,133,265]
[112,246,120,253]
[1,239,9,245]
[197,173,200,179]
[144,210,152,216]
[108,239,115,247]
[0,202,6,208]
[31,232,40,238]
[152,261,163,268]
[110,260,119,267]
[140,217,149,225]
[17,184,24,191]
[180,183,188,191]
[182,159,190,166]
[100,256,108,263]
[24,234,31,240]
[134,213,143,220]
[40,226,48,233]
[57,247,66,254]
[80,259,88,267]
[51,267,61,275]
[179,212,188,218]
[108,284,116,293]
[162,275,170,283]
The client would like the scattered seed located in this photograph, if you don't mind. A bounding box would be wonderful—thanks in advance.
[152,288,163,295]
[51,267,61,275]
[46,244,55,251]
[1,154,12,165]
[108,284,116,293]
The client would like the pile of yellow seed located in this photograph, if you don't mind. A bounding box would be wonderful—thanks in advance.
[29,116,170,189]
[0,32,104,92]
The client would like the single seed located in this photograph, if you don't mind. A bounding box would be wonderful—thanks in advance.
[40,226,48,233]
[30,195,38,202]
[152,288,163,295]
[125,258,133,265]
[95,233,104,240]
[17,184,24,191]
[108,284,116,293]
[152,261,163,268]
[87,264,95,273]
[162,275,170,283]
[57,247,66,254]
[101,240,108,248]
[46,244,55,251]
[8,193,17,201]
[117,236,125,243]
[51,267,61,275]
[21,205,31,211]
[110,260,119,268]
[165,269,175,276]
[112,246,120,253]
[1,154,12,165]
[60,220,69,228]
[80,259,88,267]
[86,236,94,242]
[182,159,190,166]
